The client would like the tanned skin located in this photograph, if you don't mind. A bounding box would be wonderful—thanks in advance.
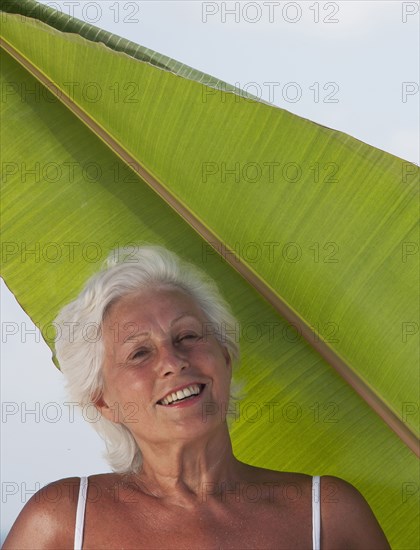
[3,289,390,550]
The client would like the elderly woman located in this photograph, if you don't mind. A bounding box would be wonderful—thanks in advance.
[4,245,389,549]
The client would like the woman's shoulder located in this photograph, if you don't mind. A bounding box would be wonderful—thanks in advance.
[2,474,115,550]
[315,475,390,548]
[302,473,390,549]
[241,466,390,548]
[2,476,87,549]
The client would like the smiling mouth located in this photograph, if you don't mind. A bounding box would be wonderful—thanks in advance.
[157,383,206,406]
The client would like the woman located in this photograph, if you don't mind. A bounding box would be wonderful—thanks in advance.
[3,245,390,549]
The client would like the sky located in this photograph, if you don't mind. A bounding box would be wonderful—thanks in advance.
[1,0,419,543]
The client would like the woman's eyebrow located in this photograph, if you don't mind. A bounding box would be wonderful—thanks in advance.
[123,331,150,344]
[170,313,201,326]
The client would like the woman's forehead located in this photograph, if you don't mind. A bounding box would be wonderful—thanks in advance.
[103,286,205,326]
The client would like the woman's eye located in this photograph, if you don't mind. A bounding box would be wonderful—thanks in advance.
[131,348,149,360]
[177,333,200,343]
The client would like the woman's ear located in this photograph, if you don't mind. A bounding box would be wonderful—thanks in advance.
[223,347,232,371]
[92,390,119,424]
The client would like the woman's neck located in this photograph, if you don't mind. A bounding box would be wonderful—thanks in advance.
[126,424,246,505]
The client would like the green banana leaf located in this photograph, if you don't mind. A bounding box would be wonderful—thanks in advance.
[1,1,419,547]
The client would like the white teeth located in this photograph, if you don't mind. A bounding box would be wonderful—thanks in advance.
[159,384,202,405]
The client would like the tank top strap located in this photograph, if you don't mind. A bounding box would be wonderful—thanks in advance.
[74,476,88,550]
[312,475,321,550]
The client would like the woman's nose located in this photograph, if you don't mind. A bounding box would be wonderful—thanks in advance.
[157,341,188,375]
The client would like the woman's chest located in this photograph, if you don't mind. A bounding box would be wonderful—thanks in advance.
[82,498,313,549]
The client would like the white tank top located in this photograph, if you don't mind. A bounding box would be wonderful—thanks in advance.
[74,475,321,549]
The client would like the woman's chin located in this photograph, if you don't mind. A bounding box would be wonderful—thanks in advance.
[156,396,231,437]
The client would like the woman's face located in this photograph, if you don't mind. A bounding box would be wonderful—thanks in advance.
[97,286,232,446]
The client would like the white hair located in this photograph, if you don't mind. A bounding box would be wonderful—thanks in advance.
[54,245,242,473]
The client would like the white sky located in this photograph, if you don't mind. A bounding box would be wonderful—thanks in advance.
[1,0,419,543]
